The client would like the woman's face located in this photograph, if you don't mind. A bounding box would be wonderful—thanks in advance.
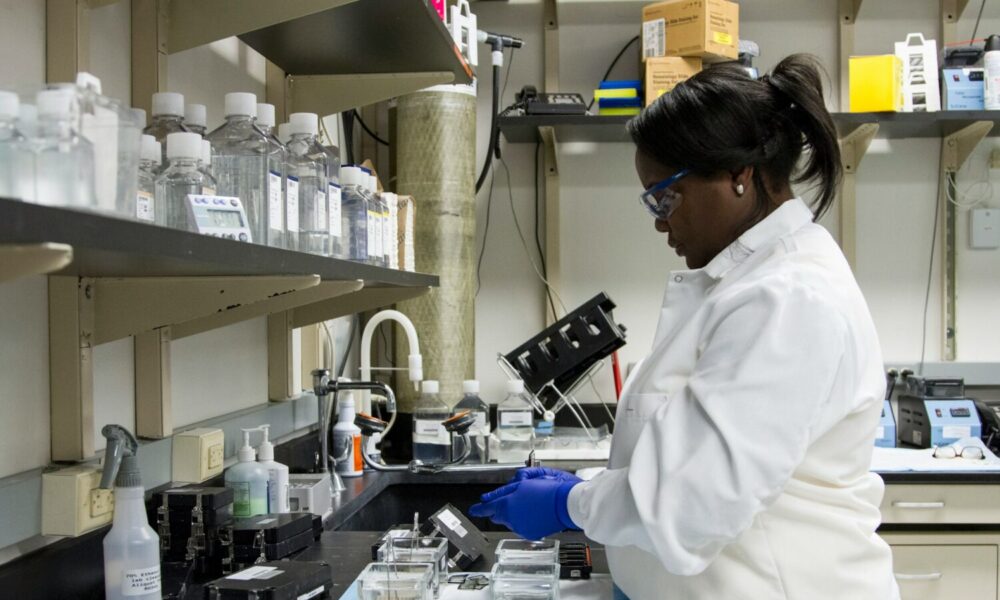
[635,149,755,270]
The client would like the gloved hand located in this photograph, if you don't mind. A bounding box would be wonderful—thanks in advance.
[469,473,582,540]
[512,466,578,482]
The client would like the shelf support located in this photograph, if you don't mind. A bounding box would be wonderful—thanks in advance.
[288,73,456,117]
[134,327,171,439]
[131,0,169,114]
[46,0,90,84]
[290,286,433,329]
[49,276,95,462]
[838,123,878,269]
[0,244,73,284]
[939,120,992,362]
[838,0,863,111]
[539,126,561,325]
[941,0,971,46]
[544,0,559,92]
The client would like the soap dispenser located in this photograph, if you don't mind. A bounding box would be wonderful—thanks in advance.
[256,424,289,513]
[225,428,269,517]
[100,424,161,600]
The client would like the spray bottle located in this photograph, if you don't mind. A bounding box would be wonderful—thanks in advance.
[985,35,1000,110]
[256,424,290,513]
[224,428,269,517]
[100,425,161,600]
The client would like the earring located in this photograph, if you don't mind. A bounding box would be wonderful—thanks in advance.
[736,184,745,196]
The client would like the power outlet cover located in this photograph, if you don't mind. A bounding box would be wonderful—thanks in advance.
[42,465,115,536]
[971,208,1000,249]
[172,427,225,483]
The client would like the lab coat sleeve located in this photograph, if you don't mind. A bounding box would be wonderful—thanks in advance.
[568,281,850,576]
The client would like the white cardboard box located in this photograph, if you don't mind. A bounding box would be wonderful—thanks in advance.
[895,33,941,112]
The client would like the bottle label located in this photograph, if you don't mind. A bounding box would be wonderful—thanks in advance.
[122,566,161,597]
[415,419,448,442]
[136,191,154,222]
[231,481,251,516]
[267,171,283,230]
[366,210,378,257]
[329,184,342,238]
[316,189,327,232]
[374,212,385,258]
[286,177,300,232]
[353,434,363,472]
[500,411,533,427]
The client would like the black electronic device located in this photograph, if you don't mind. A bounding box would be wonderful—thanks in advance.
[559,542,593,580]
[903,376,965,398]
[154,486,236,579]
[232,513,316,566]
[203,560,332,600]
[516,86,588,115]
[975,398,1000,455]
[370,504,490,570]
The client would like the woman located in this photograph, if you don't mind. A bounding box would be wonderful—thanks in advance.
[470,55,899,599]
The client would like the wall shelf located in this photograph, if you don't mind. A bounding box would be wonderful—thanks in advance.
[499,115,631,144]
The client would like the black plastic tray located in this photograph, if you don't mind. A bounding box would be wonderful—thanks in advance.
[204,561,331,600]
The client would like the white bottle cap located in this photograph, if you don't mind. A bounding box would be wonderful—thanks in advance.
[238,428,257,462]
[185,103,206,128]
[224,92,257,118]
[151,92,184,117]
[36,89,74,117]
[277,123,290,144]
[140,134,160,164]
[257,424,274,461]
[463,380,480,394]
[340,166,363,187]
[0,91,19,119]
[132,107,146,128]
[256,103,276,127]
[201,139,211,165]
[506,379,525,394]
[422,380,440,394]
[289,112,318,136]
[166,132,202,160]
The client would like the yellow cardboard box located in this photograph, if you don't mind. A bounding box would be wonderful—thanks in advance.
[642,0,739,63]
[849,55,902,112]
[645,56,702,106]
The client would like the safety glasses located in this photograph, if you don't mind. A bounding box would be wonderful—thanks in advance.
[639,169,690,220]
[932,445,985,460]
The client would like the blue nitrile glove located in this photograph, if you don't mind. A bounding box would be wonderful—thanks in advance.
[512,466,578,482]
[468,474,582,540]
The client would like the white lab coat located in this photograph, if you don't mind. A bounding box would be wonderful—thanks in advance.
[568,199,899,600]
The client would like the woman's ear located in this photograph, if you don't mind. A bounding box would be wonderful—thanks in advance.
[731,166,753,197]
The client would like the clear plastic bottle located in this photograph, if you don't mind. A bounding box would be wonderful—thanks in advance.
[155,132,208,230]
[496,379,535,463]
[453,380,490,464]
[143,92,189,165]
[225,429,270,518]
[256,103,287,249]
[362,170,385,266]
[413,380,451,463]
[199,139,218,194]
[0,91,33,202]
[184,103,207,136]
[286,112,329,255]
[103,455,161,600]
[322,132,343,258]
[135,135,159,222]
[340,166,368,262]
[34,89,96,209]
[383,192,399,269]
[206,93,270,245]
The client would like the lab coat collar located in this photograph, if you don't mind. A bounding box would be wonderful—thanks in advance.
[701,198,814,280]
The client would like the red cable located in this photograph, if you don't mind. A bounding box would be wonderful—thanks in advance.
[611,351,623,400]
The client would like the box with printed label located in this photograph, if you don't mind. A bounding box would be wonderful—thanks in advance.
[849,55,902,112]
[942,68,985,110]
[642,0,739,63]
[645,56,702,106]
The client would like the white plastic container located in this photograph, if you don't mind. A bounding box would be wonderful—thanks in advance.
[985,35,1000,110]
[333,389,364,477]
[103,455,161,600]
[0,91,33,202]
[224,428,269,517]
[256,424,290,514]
[34,88,96,209]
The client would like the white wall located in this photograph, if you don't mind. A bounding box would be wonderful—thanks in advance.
[471,0,1000,405]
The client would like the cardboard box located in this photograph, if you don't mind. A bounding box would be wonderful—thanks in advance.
[942,67,984,110]
[849,55,902,112]
[642,0,739,63]
[645,56,702,106]
[894,33,940,112]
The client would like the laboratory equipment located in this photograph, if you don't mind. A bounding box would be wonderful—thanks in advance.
[207,92,271,245]
[453,380,490,463]
[184,103,207,136]
[496,379,536,463]
[414,380,452,463]
[985,35,1000,110]
[875,400,896,448]
[288,473,334,516]
[256,424,289,513]
[341,165,369,262]
[558,543,593,580]
[256,102,286,249]
[379,537,449,597]
[286,112,329,255]
[185,195,251,241]
[34,88,96,209]
[358,562,435,600]
[372,504,489,570]
[231,512,315,566]
[224,428,270,517]
[155,132,208,229]
[490,562,560,600]
[496,539,559,565]
[204,561,332,600]
[153,486,234,579]
[0,91,32,202]
[135,135,159,222]
[975,399,1000,455]
[332,386,364,477]
[144,92,189,163]
[898,377,982,448]
[100,425,161,600]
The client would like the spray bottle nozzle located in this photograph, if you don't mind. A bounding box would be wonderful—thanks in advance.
[99,424,139,490]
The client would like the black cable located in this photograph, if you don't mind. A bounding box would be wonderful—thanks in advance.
[972,0,987,43]
[534,140,557,319]
[919,172,944,374]
[378,321,394,367]
[587,35,641,111]
[353,109,390,146]
[475,63,503,193]
[500,47,515,110]
[475,170,497,297]
[336,315,358,380]
[342,110,356,166]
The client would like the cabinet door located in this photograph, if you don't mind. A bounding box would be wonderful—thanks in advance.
[881,485,1000,524]
[891,545,997,600]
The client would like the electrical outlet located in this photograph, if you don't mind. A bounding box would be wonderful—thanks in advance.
[42,465,115,536]
[172,427,225,483]
[208,443,224,470]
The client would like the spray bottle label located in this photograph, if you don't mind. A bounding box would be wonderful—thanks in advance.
[353,434,363,472]
[122,565,161,596]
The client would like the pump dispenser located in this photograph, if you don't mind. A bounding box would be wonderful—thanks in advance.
[224,428,269,517]
[257,424,290,513]
[100,425,161,600]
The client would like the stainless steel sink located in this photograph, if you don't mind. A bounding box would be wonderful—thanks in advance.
[334,483,508,532]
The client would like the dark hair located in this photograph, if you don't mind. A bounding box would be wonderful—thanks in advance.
[628,54,841,222]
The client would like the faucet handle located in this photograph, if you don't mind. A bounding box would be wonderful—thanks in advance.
[312,369,331,397]
[442,411,476,436]
[354,413,388,436]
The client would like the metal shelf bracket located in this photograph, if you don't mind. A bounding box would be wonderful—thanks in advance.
[838,123,878,268]
[0,243,73,283]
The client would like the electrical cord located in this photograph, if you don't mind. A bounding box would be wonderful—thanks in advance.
[587,35,641,111]
[972,0,987,45]
[353,109,390,146]
[534,140,558,320]
[475,169,497,297]
[918,169,944,375]
[475,63,503,194]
